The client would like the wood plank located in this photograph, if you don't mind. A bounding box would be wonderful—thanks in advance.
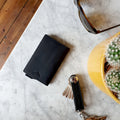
[0,0,7,10]
[0,0,28,43]
[0,0,42,69]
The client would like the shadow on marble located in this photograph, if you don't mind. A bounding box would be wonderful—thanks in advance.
[49,35,74,84]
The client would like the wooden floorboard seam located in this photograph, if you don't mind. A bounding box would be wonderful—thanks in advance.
[0,0,29,44]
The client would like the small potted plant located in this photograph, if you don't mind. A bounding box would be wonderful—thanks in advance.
[105,68,120,98]
[88,32,120,104]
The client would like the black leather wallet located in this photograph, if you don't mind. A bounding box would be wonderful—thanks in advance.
[23,35,69,85]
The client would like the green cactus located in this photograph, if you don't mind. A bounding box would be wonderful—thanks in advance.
[105,36,120,67]
[105,68,120,93]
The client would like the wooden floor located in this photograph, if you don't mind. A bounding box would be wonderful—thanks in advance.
[0,0,42,69]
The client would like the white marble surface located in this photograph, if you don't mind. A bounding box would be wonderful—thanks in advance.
[0,0,120,120]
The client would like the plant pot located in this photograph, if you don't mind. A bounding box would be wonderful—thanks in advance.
[87,32,120,104]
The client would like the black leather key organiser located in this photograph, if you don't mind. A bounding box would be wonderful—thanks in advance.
[23,35,69,85]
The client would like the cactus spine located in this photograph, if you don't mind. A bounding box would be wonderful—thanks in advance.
[105,68,120,93]
[105,35,120,67]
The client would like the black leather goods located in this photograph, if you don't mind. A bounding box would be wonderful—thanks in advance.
[71,79,84,111]
[23,35,69,85]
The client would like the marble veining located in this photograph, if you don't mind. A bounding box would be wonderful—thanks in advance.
[0,0,120,120]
